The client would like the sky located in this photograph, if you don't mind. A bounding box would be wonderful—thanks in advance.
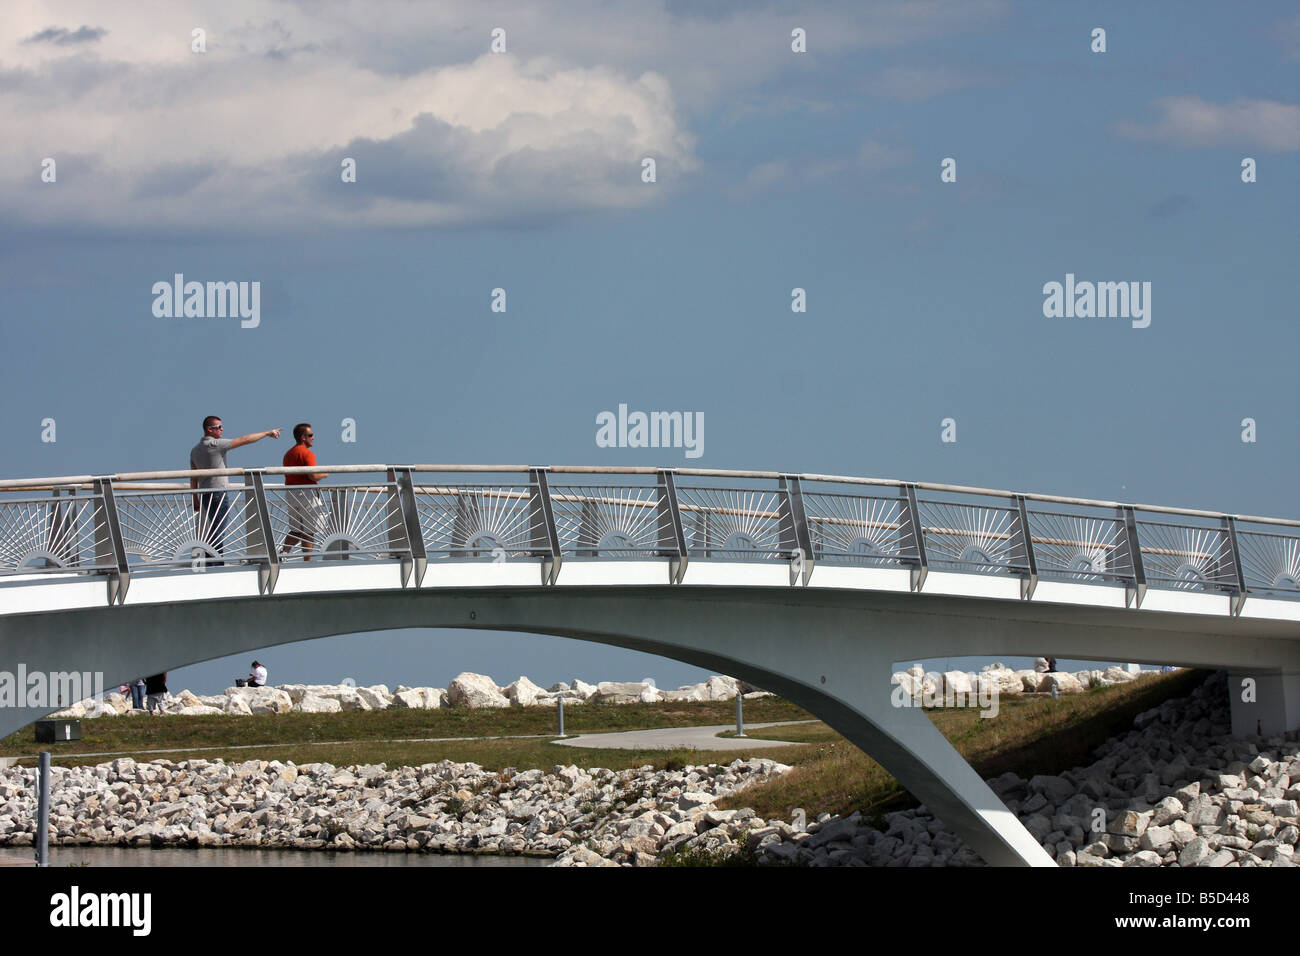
[1,1,1297,693]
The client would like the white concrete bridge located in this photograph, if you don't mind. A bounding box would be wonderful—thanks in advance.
[2,463,1298,867]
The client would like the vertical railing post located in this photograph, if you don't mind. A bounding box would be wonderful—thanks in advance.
[1010,495,1038,600]
[556,697,565,737]
[578,499,600,557]
[528,468,562,585]
[735,692,746,738]
[656,470,688,584]
[778,476,814,586]
[387,468,426,588]
[92,478,129,605]
[1119,506,1146,609]
[1221,516,1247,616]
[451,490,472,559]
[46,489,75,568]
[899,484,928,592]
[245,471,278,595]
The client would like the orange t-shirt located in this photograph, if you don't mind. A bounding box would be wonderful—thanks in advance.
[283,444,318,485]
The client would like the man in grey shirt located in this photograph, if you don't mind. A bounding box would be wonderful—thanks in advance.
[190,416,281,565]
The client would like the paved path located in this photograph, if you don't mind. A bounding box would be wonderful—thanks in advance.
[554,721,810,751]
[1,722,815,763]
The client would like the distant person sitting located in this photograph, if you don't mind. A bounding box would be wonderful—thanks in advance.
[247,661,267,687]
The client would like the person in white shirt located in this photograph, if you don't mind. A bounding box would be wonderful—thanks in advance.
[248,661,268,687]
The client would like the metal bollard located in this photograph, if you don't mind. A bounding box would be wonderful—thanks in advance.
[556,697,565,737]
[735,692,746,737]
[35,751,50,867]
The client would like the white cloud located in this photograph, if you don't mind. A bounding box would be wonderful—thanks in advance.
[0,0,1006,232]
[1117,96,1300,151]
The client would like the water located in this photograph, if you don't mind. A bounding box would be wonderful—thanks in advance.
[0,845,550,867]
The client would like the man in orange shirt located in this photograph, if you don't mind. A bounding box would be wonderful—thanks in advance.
[281,423,329,560]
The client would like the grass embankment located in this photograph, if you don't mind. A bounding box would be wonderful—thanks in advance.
[715,669,1206,823]
[0,697,808,772]
[1,672,1206,823]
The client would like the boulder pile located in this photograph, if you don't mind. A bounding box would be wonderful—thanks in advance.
[890,661,1158,704]
[54,674,768,720]
[743,671,1299,867]
[0,755,788,865]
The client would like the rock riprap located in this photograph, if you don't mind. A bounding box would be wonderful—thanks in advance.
[60,664,1143,722]
[0,756,788,865]
[744,671,1299,867]
[53,673,773,720]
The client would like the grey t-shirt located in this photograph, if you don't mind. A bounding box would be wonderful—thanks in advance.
[190,437,235,488]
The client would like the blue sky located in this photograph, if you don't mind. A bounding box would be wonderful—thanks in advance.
[2,1,1297,692]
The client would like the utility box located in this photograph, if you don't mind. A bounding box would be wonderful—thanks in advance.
[34,719,82,743]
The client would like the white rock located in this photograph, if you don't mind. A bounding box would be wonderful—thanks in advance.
[1039,672,1083,695]
[447,673,510,709]
[297,694,342,714]
[663,685,708,702]
[505,677,546,707]
[175,705,223,716]
[940,671,974,700]
[594,682,648,704]
[704,676,740,700]
[225,686,293,715]
[892,672,922,702]
[357,686,392,710]
[390,690,426,709]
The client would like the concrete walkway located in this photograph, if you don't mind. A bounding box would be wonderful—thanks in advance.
[554,721,810,751]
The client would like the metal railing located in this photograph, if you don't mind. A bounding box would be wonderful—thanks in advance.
[1,464,1297,613]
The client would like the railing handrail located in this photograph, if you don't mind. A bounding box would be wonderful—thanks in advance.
[0,463,1296,528]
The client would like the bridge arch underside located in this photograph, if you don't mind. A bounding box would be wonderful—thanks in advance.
[5,586,1300,867]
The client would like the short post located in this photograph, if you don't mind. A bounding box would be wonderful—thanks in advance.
[735,692,746,738]
[35,751,50,867]
[556,697,565,737]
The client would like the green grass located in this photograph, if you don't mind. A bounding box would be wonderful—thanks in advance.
[0,697,808,768]
[714,669,1206,822]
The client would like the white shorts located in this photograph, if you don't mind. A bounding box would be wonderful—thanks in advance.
[286,487,326,537]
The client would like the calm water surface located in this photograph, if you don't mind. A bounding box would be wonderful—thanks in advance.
[0,846,550,867]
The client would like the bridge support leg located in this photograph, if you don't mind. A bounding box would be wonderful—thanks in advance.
[1227,669,1300,737]
[788,664,1055,867]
